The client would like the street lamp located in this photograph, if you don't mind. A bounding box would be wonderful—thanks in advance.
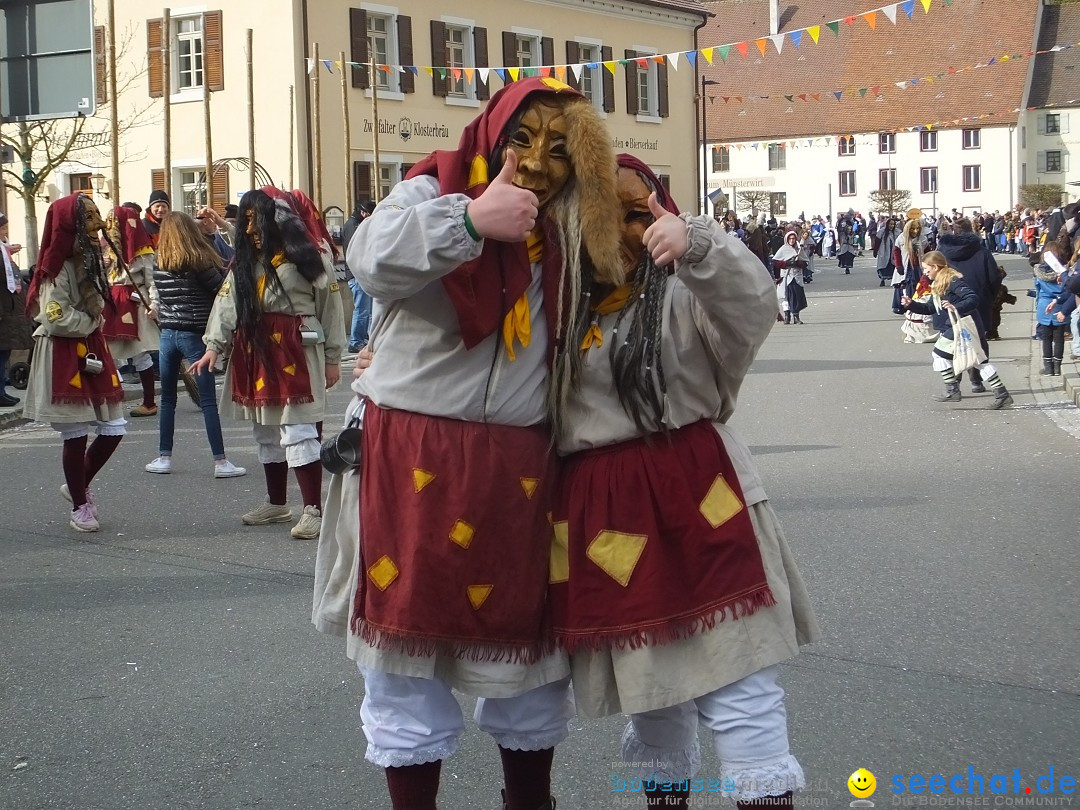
[701,76,721,216]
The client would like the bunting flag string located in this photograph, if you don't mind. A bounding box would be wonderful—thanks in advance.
[302,0,960,93]
[700,39,1073,108]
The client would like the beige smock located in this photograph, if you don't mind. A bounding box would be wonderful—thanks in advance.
[313,175,569,699]
[23,260,125,424]
[560,215,821,718]
[203,260,345,427]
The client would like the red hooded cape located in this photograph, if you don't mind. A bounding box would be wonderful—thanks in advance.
[406,77,585,350]
[111,205,155,264]
[288,189,337,257]
[616,153,680,217]
[25,194,82,314]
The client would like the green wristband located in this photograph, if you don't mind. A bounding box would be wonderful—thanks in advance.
[463,207,481,241]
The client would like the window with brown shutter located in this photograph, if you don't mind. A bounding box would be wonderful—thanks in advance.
[210,166,229,211]
[350,9,369,89]
[565,41,580,91]
[430,20,447,97]
[151,168,166,195]
[147,19,163,98]
[94,27,107,105]
[657,56,668,118]
[204,11,224,92]
[400,163,414,180]
[474,27,489,100]
[353,161,372,204]
[624,49,638,114]
[541,37,553,69]
[502,31,516,72]
[397,16,414,93]
[601,45,615,112]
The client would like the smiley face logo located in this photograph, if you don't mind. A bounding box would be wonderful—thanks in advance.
[848,768,877,798]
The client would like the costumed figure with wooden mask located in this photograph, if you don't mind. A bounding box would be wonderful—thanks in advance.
[103,205,160,416]
[890,209,927,318]
[191,189,345,540]
[549,155,820,810]
[315,77,621,810]
[23,193,127,533]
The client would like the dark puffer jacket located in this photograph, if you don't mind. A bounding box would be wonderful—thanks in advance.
[154,264,225,332]
[937,232,1000,344]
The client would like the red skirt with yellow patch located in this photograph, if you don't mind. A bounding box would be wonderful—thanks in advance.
[550,420,775,652]
[49,331,124,406]
[231,314,313,408]
[352,403,556,663]
[102,285,141,340]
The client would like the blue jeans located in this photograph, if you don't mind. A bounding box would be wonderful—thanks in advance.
[158,328,226,459]
[348,277,371,348]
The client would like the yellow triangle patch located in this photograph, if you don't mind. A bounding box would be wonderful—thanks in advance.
[467,584,493,610]
[76,342,88,358]
[255,377,265,391]
[467,155,488,189]
[111,374,120,387]
[413,468,435,492]
[272,332,283,344]
[121,312,134,324]
[282,364,297,376]
[520,477,540,500]
[69,373,83,389]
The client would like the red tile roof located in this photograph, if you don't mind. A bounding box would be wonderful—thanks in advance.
[701,0,1040,142]
[1028,1,1080,108]
[636,0,711,15]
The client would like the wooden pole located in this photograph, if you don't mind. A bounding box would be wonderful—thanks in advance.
[339,51,350,211]
[370,54,381,203]
[107,0,120,203]
[203,61,213,210]
[163,8,172,196]
[288,85,295,189]
[247,29,255,189]
[312,42,322,207]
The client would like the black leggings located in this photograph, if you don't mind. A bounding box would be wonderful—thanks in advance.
[1043,324,1067,360]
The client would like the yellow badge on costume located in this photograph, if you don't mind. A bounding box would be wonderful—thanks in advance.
[218,279,231,297]
[329,281,340,293]
[45,301,63,323]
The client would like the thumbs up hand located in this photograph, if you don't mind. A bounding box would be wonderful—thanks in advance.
[642,193,688,267]
[464,149,540,243]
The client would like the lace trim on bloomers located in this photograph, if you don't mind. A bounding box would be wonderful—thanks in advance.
[364,737,458,769]
[721,753,805,800]
[491,725,571,753]
[619,722,703,782]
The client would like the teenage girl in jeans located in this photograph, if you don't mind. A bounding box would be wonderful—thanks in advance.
[145,212,246,478]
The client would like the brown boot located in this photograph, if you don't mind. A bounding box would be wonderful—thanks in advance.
[738,790,794,810]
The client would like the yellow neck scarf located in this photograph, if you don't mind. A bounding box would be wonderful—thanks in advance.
[255,254,287,302]
[501,230,544,361]
[580,284,635,352]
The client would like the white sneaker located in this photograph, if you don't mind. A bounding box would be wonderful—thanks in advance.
[145,456,173,474]
[60,484,99,518]
[214,460,247,478]
[69,503,99,532]
[290,505,322,540]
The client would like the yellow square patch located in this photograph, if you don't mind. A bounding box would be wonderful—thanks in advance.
[218,279,231,297]
[45,301,63,323]
[586,530,648,588]
[449,520,475,549]
[329,282,340,293]
[699,474,743,529]
[549,520,569,584]
[367,555,400,591]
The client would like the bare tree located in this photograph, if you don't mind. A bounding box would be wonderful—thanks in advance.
[868,189,912,218]
[736,189,770,215]
[0,24,154,263]
[1018,184,1065,211]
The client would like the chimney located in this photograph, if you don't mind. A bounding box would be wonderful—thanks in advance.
[770,0,780,35]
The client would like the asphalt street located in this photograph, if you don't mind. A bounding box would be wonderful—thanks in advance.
[1,253,1077,810]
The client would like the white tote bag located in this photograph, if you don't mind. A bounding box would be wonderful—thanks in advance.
[948,307,987,373]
